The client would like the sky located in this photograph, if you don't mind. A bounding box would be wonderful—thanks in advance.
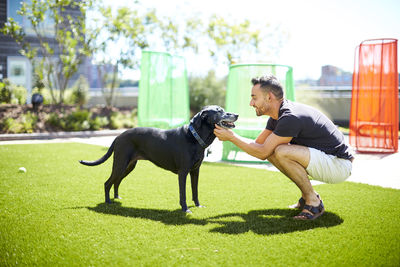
[103,0,400,80]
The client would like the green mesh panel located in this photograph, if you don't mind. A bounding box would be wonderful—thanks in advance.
[222,63,295,162]
[138,51,190,129]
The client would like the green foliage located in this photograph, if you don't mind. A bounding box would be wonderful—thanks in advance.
[0,106,137,133]
[109,109,137,129]
[93,5,160,107]
[0,79,27,104]
[47,109,109,131]
[0,112,37,133]
[207,16,259,64]
[0,143,399,266]
[91,116,110,131]
[0,80,11,103]
[32,72,45,92]
[189,70,226,113]
[10,85,27,104]
[68,75,89,106]
[206,15,287,65]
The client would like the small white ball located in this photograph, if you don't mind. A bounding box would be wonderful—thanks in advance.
[18,167,27,173]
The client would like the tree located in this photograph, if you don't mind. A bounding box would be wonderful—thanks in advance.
[189,70,226,113]
[206,15,286,65]
[1,0,98,105]
[90,5,158,107]
[91,3,199,108]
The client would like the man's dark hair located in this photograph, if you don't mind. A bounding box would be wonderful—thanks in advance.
[251,74,284,100]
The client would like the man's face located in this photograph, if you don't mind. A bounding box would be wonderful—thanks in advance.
[249,84,269,116]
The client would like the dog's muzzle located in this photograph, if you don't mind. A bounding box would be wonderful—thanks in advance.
[217,113,238,129]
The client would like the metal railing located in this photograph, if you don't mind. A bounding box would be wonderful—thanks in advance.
[89,87,138,97]
[297,86,400,99]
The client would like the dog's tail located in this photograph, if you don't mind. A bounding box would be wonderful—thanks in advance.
[79,140,115,166]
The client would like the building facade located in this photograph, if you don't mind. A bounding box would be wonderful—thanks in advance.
[318,65,353,86]
[0,0,86,102]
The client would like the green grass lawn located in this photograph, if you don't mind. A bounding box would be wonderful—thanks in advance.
[0,143,399,266]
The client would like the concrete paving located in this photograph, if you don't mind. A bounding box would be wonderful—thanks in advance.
[1,131,399,190]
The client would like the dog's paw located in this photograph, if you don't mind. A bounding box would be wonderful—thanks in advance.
[185,209,192,213]
[196,204,206,208]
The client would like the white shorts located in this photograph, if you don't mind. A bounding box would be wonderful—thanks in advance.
[306,147,352,184]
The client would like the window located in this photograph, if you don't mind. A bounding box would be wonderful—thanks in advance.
[7,0,55,37]
[7,57,32,93]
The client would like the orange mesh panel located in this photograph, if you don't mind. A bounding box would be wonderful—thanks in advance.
[349,39,398,153]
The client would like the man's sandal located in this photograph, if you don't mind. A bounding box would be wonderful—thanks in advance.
[293,200,325,220]
[289,194,321,210]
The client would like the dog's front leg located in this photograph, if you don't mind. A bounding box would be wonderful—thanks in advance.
[190,168,204,208]
[178,171,190,213]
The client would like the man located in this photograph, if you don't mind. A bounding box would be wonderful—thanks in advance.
[214,74,354,220]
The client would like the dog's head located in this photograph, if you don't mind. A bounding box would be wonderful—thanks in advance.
[191,105,238,129]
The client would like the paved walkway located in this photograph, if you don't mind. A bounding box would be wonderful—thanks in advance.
[1,131,399,190]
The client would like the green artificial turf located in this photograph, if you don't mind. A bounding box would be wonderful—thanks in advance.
[0,143,399,266]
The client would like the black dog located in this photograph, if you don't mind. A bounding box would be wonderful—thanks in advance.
[80,105,238,213]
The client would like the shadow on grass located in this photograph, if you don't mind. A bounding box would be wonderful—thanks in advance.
[85,203,343,235]
[208,209,344,235]
[87,202,208,226]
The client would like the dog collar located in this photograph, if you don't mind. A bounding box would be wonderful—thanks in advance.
[188,125,207,148]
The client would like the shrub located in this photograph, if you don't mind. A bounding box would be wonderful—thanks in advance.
[110,109,137,129]
[64,109,92,131]
[67,75,89,106]
[11,85,27,104]
[0,112,38,133]
[0,79,27,104]
[47,113,63,129]
[0,80,11,103]
[90,116,109,130]
[46,109,109,131]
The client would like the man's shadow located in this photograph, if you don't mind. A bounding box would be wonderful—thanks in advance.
[86,203,343,235]
[207,209,343,235]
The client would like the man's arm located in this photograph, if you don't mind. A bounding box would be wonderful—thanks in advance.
[255,129,272,144]
[214,125,292,160]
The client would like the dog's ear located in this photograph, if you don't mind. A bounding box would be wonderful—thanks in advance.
[200,111,208,120]
[190,111,203,127]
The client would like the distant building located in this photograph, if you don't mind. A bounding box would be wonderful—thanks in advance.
[318,65,352,86]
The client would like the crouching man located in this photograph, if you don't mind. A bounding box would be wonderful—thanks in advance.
[214,74,354,220]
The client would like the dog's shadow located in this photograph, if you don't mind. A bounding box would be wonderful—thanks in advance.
[87,202,208,226]
[85,202,343,235]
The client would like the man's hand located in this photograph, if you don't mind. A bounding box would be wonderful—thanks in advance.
[214,124,235,141]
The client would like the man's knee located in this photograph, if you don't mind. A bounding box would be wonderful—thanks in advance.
[267,144,289,163]
[267,144,310,168]
[273,144,291,159]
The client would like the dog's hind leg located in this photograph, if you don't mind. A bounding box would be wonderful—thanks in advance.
[190,168,203,207]
[114,160,137,199]
[104,154,131,204]
[104,175,115,204]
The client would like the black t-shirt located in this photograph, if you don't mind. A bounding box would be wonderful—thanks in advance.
[266,100,353,160]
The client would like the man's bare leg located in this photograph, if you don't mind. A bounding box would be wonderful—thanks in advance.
[267,144,320,211]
